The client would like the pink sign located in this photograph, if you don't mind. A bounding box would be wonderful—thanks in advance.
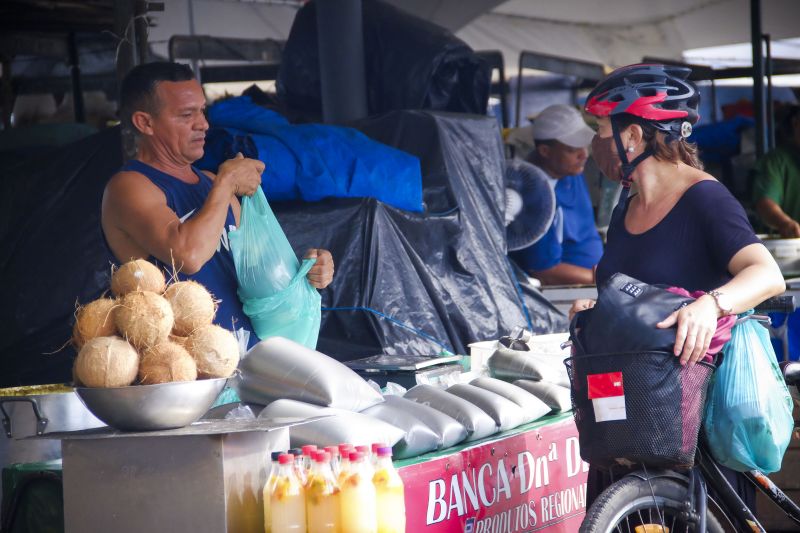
[399,418,589,532]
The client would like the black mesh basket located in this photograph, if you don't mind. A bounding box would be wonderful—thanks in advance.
[564,351,714,470]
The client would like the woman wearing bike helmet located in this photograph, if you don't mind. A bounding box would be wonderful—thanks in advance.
[574,64,785,509]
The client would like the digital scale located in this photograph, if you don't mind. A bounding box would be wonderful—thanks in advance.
[344,354,463,389]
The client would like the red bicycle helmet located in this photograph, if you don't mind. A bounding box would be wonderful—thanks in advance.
[585,64,700,139]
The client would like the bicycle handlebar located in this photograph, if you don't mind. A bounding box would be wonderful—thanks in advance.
[754,295,796,314]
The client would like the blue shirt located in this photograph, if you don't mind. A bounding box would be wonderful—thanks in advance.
[596,180,761,292]
[119,160,256,345]
[511,173,603,271]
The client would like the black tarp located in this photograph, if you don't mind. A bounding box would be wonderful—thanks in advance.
[0,128,120,386]
[277,0,490,117]
[0,112,564,387]
[274,111,565,358]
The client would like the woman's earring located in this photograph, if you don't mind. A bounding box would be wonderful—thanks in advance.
[627,146,635,153]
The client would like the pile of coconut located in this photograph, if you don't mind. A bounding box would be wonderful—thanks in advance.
[72,259,240,388]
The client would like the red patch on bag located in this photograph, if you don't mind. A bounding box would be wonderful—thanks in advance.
[587,372,624,399]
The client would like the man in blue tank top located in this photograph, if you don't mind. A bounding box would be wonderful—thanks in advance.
[101,62,334,346]
[509,104,603,285]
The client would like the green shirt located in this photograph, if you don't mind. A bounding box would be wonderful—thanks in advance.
[752,144,800,221]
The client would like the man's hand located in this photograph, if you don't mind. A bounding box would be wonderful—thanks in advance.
[217,152,264,197]
[304,248,334,289]
[779,218,800,238]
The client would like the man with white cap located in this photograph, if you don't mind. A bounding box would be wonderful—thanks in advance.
[510,104,603,285]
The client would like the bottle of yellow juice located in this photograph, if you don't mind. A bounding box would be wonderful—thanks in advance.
[269,453,307,532]
[306,451,340,532]
[373,446,406,533]
[263,451,283,533]
[339,452,377,533]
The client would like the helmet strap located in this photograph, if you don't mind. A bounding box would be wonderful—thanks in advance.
[609,117,654,226]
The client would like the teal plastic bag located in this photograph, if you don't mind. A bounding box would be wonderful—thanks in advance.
[703,316,794,473]
[229,187,321,348]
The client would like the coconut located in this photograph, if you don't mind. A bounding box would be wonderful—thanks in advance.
[111,259,166,297]
[74,336,139,388]
[164,281,216,336]
[114,291,174,350]
[185,325,240,378]
[169,334,188,347]
[138,342,198,384]
[72,298,117,349]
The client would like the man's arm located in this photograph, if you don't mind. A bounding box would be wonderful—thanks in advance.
[755,197,800,238]
[530,262,595,286]
[102,155,263,273]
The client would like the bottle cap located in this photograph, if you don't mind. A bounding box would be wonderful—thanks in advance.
[324,445,339,457]
[302,445,318,456]
[315,451,331,463]
[338,444,353,455]
[349,451,363,463]
[371,443,387,454]
[377,446,393,457]
[289,448,302,456]
[271,451,283,461]
[278,453,294,465]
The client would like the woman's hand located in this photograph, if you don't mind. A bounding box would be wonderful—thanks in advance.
[656,295,719,366]
[569,299,596,321]
[304,248,334,289]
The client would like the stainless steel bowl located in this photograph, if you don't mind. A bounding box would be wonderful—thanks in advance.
[75,378,228,431]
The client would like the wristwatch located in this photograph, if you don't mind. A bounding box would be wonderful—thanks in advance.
[706,290,733,316]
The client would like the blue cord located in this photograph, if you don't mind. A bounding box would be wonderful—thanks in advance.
[321,306,454,354]
[505,257,534,331]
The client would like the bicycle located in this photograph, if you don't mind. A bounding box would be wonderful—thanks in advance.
[575,295,800,533]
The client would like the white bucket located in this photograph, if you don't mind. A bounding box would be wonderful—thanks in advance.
[467,340,499,371]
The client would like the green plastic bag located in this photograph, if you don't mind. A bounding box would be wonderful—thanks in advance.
[229,187,321,348]
[703,316,794,473]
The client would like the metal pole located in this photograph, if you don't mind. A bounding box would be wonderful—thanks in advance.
[764,33,775,151]
[68,32,85,123]
[515,54,524,127]
[751,0,767,158]
[316,0,368,124]
[498,61,509,129]
[115,0,139,161]
[134,0,149,64]
[114,0,138,89]
[186,0,199,79]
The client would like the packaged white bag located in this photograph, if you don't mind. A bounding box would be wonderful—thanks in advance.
[258,399,404,448]
[404,384,497,442]
[469,377,551,424]
[513,380,572,412]
[446,383,525,432]
[238,337,384,411]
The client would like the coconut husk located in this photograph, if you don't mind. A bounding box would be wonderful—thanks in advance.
[139,342,198,384]
[72,298,117,349]
[185,324,240,378]
[114,291,174,350]
[74,336,139,388]
[164,280,216,336]
[111,259,166,297]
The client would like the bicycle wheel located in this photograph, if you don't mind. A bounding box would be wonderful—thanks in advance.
[580,476,725,533]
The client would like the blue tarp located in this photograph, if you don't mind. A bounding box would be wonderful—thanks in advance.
[196,96,423,212]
